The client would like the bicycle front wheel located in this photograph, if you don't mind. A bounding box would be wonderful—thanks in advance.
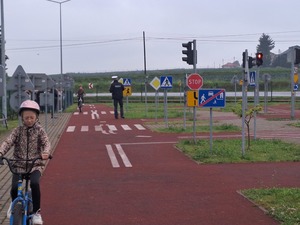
[11,202,23,225]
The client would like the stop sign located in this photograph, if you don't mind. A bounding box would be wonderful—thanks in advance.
[187,73,203,90]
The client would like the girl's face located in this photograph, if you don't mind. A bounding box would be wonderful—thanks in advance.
[22,110,38,127]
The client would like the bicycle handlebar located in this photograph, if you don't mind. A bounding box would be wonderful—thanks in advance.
[0,155,52,175]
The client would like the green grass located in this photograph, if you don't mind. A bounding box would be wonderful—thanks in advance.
[0,119,19,136]
[242,188,300,225]
[155,122,240,133]
[176,138,300,164]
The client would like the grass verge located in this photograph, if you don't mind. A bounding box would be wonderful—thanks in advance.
[241,188,300,225]
[176,138,300,164]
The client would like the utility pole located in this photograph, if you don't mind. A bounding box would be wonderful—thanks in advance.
[0,0,7,118]
[143,31,148,116]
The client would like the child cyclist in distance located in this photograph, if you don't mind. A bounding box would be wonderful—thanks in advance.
[0,100,51,225]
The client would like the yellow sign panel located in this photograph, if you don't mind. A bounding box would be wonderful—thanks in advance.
[294,74,298,84]
[187,90,198,107]
[123,87,132,96]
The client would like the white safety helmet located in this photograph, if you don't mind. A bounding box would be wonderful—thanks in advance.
[19,100,40,116]
[112,75,118,79]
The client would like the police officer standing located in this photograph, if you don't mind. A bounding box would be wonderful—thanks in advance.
[109,76,125,119]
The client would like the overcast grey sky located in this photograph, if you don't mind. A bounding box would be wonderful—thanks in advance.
[3,0,300,75]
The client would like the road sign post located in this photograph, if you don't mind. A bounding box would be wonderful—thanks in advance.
[186,73,203,144]
[160,76,173,127]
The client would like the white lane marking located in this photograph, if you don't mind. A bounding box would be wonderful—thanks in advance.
[107,124,117,131]
[119,141,177,145]
[91,110,99,119]
[110,111,114,114]
[106,145,120,168]
[107,125,117,134]
[73,112,79,115]
[95,124,109,134]
[101,111,107,114]
[81,126,89,132]
[66,126,75,132]
[115,144,132,168]
[134,124,146,130]
[136,135,152,138]
[83,112,88,115]
[121,125,132,131]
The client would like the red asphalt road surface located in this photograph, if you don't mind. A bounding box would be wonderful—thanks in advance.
[41,104,300,225]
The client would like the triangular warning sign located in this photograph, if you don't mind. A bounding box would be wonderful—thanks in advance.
[7,65,34,91]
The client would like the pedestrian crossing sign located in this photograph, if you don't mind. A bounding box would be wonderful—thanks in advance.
[160,76,173,88]
[123,78,131,86]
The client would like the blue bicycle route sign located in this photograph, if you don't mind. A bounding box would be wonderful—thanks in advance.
[199,89,226,108]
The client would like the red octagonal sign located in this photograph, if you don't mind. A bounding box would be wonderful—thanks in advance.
[187,73,203,90]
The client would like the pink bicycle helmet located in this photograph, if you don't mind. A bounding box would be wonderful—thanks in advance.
[19,100,40,116]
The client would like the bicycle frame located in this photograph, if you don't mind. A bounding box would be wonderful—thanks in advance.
[0,156,52,225]
[78,97,83,112]
[10,175,33,225]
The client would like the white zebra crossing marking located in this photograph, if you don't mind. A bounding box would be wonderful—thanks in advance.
[66,126,75,132]
[107,124,117,131]
[134,124,146,130]
[66,124,146,133]
[121,125,132,130]
[81,126,89,132]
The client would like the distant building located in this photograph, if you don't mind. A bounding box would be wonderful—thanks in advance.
[271,45,300,68]
[222,60,240,68]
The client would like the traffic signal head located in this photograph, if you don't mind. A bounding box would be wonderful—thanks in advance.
[256,52,263,66]
[295,48,300,64]
[182,42,194,65]
[248,56,254,69]
[242,52,246,68]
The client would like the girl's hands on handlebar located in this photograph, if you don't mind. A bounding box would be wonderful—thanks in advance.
[41,153,52,160]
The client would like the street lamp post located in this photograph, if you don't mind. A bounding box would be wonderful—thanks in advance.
[46,0,70,111]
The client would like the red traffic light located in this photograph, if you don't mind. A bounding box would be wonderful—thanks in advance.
[256,52,263,66]
[257,52,263,59]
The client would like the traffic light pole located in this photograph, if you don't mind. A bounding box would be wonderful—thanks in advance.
[192,40,197,143]
[290,62,296,120]
[241,49,249,156]
[182,39,197,143]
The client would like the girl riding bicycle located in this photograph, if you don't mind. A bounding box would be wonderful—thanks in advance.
[0,100,51,225]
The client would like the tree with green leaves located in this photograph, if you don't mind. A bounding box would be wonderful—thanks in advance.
[232,102,262,150]
[256,33,275,67]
